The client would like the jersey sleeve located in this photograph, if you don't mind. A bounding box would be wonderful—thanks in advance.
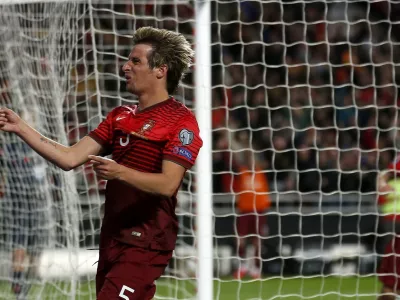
[163,113,203,169]
[88,108,119,154]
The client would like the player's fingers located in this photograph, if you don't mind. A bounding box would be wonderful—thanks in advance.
[91,161,102,167]
[90,161,107,169]
[0,108,10,114]
[93,164,108,172]
[88,155,107,163]
[88,155,100,161]
[93,170,108,180]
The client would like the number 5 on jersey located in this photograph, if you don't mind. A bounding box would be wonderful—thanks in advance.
[119,285,135,299]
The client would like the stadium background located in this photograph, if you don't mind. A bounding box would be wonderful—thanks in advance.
[1,0,400,299]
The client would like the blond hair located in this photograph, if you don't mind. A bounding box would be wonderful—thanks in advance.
[133,27,194,94]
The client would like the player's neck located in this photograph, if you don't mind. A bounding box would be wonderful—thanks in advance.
[137,90,169,110]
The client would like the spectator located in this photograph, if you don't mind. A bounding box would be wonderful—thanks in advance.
[0,75,49,298]
[232,131,271,280]
[0,129,48,298]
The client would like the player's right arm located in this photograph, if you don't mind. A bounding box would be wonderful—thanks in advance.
[0,107,102,171]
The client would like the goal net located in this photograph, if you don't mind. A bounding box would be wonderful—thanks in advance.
[0,1,83,299]
[0,0,396,299]
[210,1,396,299]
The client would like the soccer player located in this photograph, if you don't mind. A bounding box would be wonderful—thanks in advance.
[0,27,203,300]
[0,135,48,299]
[377,156,400,299]
[232,132,271,279]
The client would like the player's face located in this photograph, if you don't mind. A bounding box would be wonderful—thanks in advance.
[122,44,157,96]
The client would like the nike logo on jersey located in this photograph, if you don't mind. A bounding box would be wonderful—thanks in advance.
[116,115,126,121]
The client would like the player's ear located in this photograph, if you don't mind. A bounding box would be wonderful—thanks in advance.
[156,64,167,79]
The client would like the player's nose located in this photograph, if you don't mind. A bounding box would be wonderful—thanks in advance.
[122,62,131,72]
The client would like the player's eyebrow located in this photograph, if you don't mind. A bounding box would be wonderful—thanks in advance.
[129,55,140,62]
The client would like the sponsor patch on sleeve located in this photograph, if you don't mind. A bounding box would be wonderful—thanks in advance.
[173,146,192,160]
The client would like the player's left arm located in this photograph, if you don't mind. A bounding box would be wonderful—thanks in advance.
[89,113,203,197]
[89,157,186,197]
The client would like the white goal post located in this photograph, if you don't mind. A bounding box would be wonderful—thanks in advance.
[0,0,397,299]
[195,1,213,300]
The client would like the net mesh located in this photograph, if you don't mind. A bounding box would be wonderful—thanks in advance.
[211,1,398,299]
[0,2,82,299]
[0,0,398,299]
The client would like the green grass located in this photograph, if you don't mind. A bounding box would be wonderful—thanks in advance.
[0,276,383,299]
[158,276,382,300]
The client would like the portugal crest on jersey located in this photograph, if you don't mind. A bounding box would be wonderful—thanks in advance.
[138,120,156,135]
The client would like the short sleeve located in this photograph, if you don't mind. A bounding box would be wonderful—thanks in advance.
[163,114,203,169]
[88,108,119,154]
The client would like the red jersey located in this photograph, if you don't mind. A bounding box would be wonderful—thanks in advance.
[88,98,202,250]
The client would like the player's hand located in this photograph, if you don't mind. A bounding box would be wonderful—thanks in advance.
[379,183,394,195]
[88,155,123,180]
[0,108,23,134]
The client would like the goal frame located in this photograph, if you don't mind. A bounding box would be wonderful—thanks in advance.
[195,1,213,300]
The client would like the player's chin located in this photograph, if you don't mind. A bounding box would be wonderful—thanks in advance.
[126,83,137,94]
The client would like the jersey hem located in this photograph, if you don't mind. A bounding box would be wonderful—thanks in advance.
[163,155,192,169]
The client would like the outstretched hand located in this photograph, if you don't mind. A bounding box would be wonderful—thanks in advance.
[0,108,22,134]
[379,183,395,195]
[88,155,123,180]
